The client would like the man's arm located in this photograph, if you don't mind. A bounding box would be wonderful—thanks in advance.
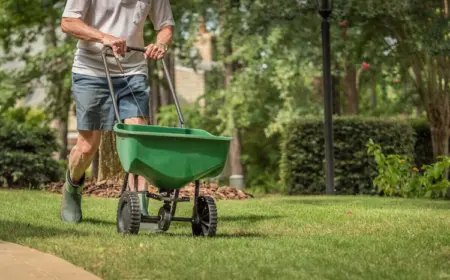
[145,0,175,60]
[144,25,173,60]
[61,18,126,57]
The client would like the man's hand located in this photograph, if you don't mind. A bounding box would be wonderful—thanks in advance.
[143,25,172,60]
[144,43,167,60]
[101,34,127,57]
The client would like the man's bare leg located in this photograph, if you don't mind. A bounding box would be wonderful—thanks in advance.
[61,130,101,223]
[69,130,102,183]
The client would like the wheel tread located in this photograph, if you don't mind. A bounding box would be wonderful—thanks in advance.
[192,196,217,237]
[117,192,141,235]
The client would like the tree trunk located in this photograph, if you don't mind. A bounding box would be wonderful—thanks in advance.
[344,62,359,115]
[430,126,449,159]
[220,0,245,188]
[97,131,124,183]
[91,151,99,180]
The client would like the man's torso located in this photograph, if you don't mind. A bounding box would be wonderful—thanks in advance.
[65,0,152,77]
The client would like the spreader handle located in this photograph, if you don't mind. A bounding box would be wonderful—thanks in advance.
[127,46,146,53]
[102,45,147,53]
[160,59,185,128]
[126,46,185,128]
[101,45,185,128]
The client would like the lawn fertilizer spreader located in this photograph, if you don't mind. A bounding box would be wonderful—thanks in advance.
[101,46,231,237]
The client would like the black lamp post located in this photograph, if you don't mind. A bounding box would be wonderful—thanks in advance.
[318,0,335,195]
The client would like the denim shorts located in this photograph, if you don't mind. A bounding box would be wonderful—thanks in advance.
[71,73,150,131]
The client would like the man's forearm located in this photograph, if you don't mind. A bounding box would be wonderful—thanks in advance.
[156,25,173,47]
[61,18,105,43]
[61,17,126,56]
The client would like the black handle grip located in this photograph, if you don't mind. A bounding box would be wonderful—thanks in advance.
[127,46,147,53]
[103,45,147,53]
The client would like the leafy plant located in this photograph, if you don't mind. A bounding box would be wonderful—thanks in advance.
[367,139,450,198]
[0,108,63,188]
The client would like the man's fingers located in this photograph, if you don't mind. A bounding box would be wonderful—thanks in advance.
[121,39,127,55]
[143,44,166,60]
[149,46,160,58]
[144,44,155,59]
[156,49,165,60]
[112,43,119,57]
[151,47,165,60]
[112,40,120,57]
[111,39,126,56]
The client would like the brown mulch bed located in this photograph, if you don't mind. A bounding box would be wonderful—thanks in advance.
[47,179,253,200]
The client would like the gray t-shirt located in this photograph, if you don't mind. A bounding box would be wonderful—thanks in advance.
[62,0,174,77]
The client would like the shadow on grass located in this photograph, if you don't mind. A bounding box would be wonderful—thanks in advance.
[83,217,116,226]
[281,196,450,210]
[0,219,87,241]
[81,214,285,230]
[281,198,351,206]
[219,214,285,223]
[152,231,267,239]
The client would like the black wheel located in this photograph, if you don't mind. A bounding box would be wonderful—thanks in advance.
[192,196,217,237]
[117,192,141,235]
[158,205,172,231]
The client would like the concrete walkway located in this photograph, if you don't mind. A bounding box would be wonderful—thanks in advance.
[0,241,102,280]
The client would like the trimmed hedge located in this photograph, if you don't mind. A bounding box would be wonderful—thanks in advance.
[281,117,416,195]
[0,118,63,188]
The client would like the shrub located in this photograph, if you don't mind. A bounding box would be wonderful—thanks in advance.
[367,139,450,198]
[281,116,416,195]
[0,108,63,188]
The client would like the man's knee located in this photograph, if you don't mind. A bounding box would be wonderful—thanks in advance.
[124,117,149,125]
[76,131,101,157]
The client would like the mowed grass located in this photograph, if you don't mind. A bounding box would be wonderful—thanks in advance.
[0,190,450,280]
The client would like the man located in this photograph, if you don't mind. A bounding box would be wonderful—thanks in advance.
[60,0,174,223]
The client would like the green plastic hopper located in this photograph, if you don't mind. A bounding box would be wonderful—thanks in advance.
[114,123,232,190]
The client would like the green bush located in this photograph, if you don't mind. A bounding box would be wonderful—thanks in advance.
[0,108,63,188]
[281,117,416,195]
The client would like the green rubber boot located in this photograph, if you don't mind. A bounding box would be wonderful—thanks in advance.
[60,170,85,223]
[138,191,149,216]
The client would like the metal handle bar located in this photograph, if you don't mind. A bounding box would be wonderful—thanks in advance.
[101,45,185,128]
[102,44,147,53]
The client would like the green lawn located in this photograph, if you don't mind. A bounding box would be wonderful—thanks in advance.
[1,190,450,280]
